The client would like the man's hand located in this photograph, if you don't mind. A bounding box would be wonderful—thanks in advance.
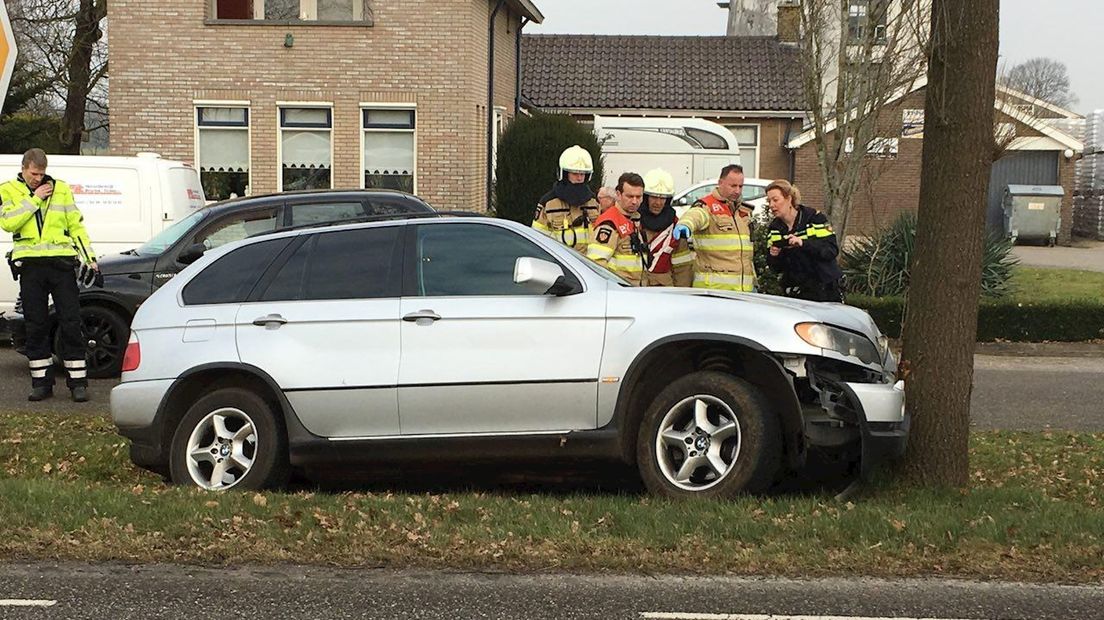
[90,262,99,272]
[769,245,782,257]
[786,234,804,248]
[34,183,53,200]
[672,224,692,240]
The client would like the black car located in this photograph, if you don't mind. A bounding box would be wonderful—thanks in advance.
[8,189,436,378]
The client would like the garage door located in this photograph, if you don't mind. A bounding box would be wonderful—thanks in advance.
[986,151,1059,232]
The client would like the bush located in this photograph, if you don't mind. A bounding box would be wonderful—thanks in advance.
[493,112,604,224]
[751,218,783,295]
[841,212,1018,298]
[848,295,1104,342]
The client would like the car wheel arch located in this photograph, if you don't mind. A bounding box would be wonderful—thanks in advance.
[612,334,806,471]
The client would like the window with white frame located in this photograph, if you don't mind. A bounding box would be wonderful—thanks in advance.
[197,106,250,201]
[726,125,760,177]
[280,107,332,191]
[847,0,888,43]
[212,0,370,22]
[362,108,415,193]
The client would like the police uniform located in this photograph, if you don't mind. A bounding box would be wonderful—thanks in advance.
[586,206,646,285]
[678,189,757,292]
[0,174,95,398]
[766,204,844,302]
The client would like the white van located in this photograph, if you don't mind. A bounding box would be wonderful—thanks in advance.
[0,152,205,314]
[593,116,742,189]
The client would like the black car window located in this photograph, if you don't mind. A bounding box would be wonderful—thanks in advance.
[288,201,368,226]
[414,223,563,297]
[368,195,431,216]
[259,226,401,301]
[182,238,292,305]
[193,207,279,252]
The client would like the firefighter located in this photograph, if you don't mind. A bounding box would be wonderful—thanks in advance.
[532,145,601,253]
[586,172,647,285]
[672,164,757,291]
[765,180,844,302]
[0,148,97,402]
[639,168,692,287]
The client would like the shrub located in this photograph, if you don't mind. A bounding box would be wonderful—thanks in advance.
[493,112,604,224]
[841,212,1018,298]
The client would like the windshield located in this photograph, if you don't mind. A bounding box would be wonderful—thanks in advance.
[136,210,208,256]
[569,247,633,287]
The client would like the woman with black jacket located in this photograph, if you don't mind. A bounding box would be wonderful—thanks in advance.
[764,180,845,302]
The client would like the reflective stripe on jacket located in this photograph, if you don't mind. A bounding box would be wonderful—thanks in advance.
[532,196,601,253]
[586,206,644,285]
[0,178,95,263]
[679,189,756,292]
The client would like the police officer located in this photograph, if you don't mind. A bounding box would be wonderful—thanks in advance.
[765,180,844,302]
[586,172,647,285]
[672,164,757,292]
[532,145,601,253]
[1,148,97,402]
[639,168,692,287]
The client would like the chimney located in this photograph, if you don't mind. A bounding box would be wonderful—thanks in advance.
[777,0,801,44]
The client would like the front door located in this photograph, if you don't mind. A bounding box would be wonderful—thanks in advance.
[397,222,606,436]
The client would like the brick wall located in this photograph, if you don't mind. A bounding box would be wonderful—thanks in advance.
[109,0,520,212]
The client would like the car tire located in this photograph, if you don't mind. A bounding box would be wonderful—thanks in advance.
[169,387,289,491]
[636,371,780,499]
[80,305,130,379]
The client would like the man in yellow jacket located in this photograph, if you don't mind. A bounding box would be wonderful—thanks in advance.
[531,145,601,253]
[1,148,97,402]
[673,164,757,292]
[586,172,646,285]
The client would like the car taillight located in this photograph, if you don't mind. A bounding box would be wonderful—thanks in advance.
[122,334,141,372]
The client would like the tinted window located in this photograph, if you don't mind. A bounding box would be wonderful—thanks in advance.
[368,195,430,216]
[414,224,561,297]
[259,227,400,301]
[183,238,291,305]
[288,201,367,226]
[194,207,279,252]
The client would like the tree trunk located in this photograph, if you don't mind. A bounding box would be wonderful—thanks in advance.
[59,0,105,154]
[899,0,1000,487]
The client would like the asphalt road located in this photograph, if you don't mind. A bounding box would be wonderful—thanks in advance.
[0,347,1101,431]
[0,562,1102,620]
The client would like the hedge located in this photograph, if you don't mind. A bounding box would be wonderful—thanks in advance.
[847,295,1104,342]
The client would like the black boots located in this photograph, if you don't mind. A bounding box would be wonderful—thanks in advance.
[70,386,89,403]
[28,385,53,401]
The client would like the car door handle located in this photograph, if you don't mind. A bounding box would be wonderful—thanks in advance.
[252,314,288,328]
[402,309,441,322]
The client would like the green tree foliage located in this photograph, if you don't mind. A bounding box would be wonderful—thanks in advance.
[493,112,603,224]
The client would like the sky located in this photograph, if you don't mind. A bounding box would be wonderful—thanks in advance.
[527,0,1101,115]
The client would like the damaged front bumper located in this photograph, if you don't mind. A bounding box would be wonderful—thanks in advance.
[838,380,909,477]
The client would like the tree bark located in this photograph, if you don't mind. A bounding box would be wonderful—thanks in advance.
[59,0,105,154]
[900,0,1000,487]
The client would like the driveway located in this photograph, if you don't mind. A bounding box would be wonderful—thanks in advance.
[1012,238,1104,272]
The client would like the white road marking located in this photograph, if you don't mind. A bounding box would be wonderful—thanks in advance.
[0,599,58,607]
[641,614,980,620]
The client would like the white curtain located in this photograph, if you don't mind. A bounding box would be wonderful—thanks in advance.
[282,130,332,168]
[363,132,413,174]
[283,108,329,126]
[199,129,249,172]
[200,107,247,125]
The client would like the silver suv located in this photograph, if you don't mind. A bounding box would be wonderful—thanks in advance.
[111,217,907,498]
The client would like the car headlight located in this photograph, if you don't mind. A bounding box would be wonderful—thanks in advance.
[794,322,881,365]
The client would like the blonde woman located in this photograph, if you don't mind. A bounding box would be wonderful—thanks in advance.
[764,180,844,302]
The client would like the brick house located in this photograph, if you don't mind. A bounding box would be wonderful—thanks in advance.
[520,34,807,182]
[108,0,544,210]
[787,80,1084,243]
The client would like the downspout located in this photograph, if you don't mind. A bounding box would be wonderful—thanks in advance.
[515,17,531,114]
[487,0,507,212]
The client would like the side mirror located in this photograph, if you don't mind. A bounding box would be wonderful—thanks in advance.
[514,257,578,296]
[673,196,688,206]
[177,242,207,265]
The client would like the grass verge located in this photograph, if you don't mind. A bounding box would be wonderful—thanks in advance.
[1,411,1102,582]
[1011,267,1104,303]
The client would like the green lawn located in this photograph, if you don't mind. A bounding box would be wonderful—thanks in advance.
[1010,267,1104,303]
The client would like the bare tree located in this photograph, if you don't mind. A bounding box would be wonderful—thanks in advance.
[797,0,931,243]
[7,0,108,154]
[1002,57,1078,109]
[899,0,1000,487]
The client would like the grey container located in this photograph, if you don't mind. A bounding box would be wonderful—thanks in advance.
[1003,184,1064,245]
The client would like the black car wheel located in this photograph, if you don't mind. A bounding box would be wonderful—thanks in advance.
[69,305,130,379]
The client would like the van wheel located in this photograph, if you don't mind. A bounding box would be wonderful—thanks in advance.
[637,371,780,499]
[81,306,129,378]
[169,387,289,491]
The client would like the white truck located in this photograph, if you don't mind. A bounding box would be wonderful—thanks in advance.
[593,116,742,189]
[0,152,205,315]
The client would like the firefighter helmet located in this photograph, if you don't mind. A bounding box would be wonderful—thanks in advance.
[558,145,594,180]
[643,168,676,198]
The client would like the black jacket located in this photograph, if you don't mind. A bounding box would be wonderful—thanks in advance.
[766,205,843,297]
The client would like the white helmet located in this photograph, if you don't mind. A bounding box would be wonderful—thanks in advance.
[558,145,594,180]
[643,168,676,198]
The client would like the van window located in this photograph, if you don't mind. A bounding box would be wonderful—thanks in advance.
[167,167,206,221]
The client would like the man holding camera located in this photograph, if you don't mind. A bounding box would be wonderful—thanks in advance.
[1,148,97,402]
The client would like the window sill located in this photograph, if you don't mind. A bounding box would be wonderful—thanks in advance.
[205,18,374,27]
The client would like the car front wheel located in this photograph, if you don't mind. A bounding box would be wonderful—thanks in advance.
[637,371,780,499]
[169,387,289,491]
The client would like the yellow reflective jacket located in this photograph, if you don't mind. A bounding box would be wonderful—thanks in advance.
[0,177,96,263]
[586,205,645,285]
[679,189,756,292]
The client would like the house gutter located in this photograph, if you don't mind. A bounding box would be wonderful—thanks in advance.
[487,0,507,212]
[515,17,531,113]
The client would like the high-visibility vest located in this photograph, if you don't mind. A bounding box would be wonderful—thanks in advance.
[0,177,95,263]
[641,221,693,287]
[532,196,601,253]
[586,206,645,285]
[680,190,756,292]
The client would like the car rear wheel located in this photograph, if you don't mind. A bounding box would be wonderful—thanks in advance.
[169,387,289,491]
[80,305,129,378]
[637,371,780,499]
